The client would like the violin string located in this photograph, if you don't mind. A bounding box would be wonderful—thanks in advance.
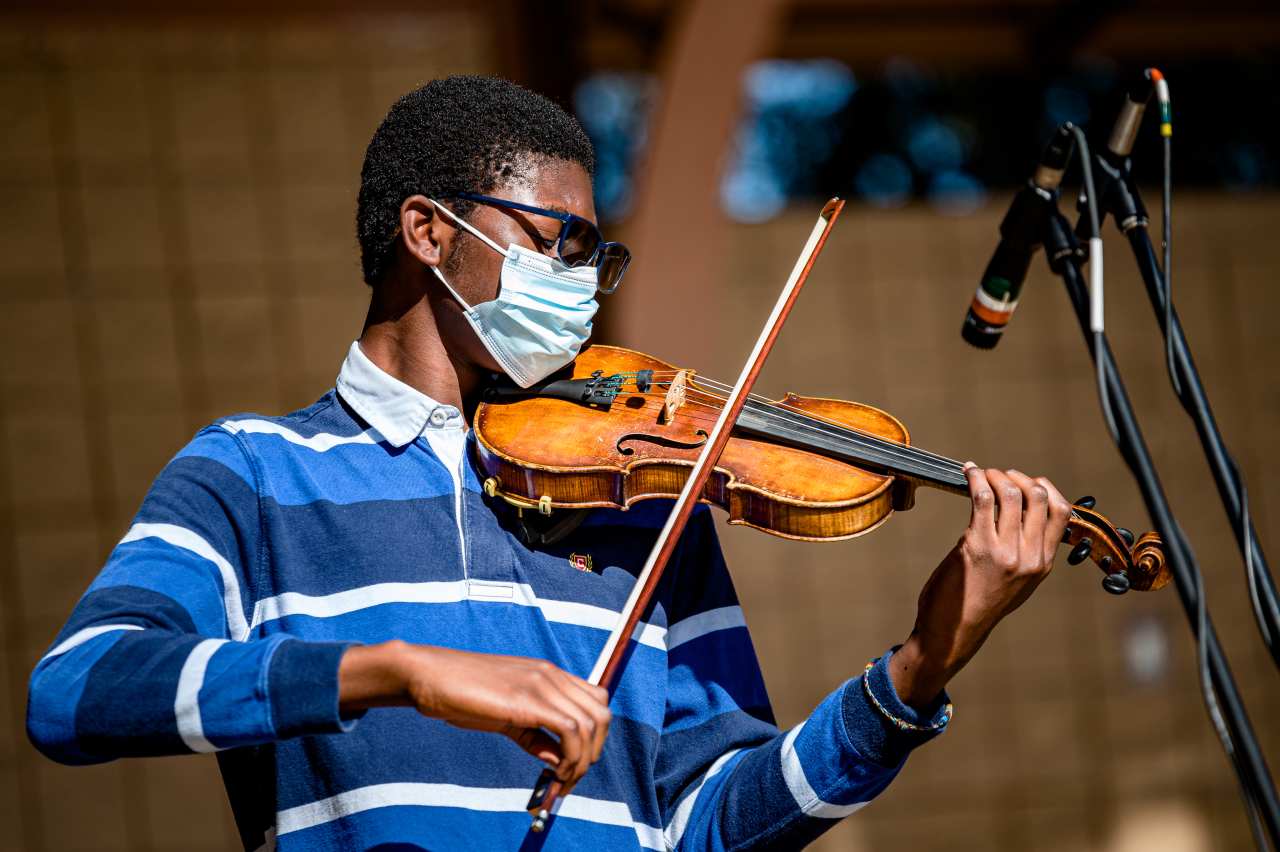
[611,369,966,471]
[718,395,969,484]
[613,379,968,485]
[689,376,967,470]
[620,391,739,422]
[612,372,968,478]
[620,381,967,483]
[615,391,964,487]
[700,393,967,485]
[602,362,970,476]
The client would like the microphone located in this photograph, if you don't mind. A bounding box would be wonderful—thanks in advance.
[1073,71,1156,238]
[962,124,1076,349]
[1105,72,1155,162]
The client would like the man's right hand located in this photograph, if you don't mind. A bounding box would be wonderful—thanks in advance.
[339,641,611,792]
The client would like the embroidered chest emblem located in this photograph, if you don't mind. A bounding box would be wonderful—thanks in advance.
[569,553,594,574]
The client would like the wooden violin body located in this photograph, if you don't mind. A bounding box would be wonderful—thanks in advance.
[475,345,1169,593]
[477,346,908,541]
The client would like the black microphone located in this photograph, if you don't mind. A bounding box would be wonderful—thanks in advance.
[962,124,1076,349]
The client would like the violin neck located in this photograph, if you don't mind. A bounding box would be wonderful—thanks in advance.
[734,401,971,495]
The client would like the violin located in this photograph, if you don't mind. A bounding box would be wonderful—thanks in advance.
[474,344,1170,594]
[505,199,1168,831]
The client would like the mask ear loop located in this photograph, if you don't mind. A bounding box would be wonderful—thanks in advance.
[426,198,513,312]
[430,198,510,257]
[427,262,475,311]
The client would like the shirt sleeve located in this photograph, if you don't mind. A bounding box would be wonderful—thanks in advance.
[655,508,951,851]
[26,426,358,766]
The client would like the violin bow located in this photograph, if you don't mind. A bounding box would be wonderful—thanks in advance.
[527,198,847,832]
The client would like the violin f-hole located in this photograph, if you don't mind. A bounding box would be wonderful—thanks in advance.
[617,430,709,456]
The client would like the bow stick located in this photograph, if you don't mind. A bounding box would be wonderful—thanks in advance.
[527,197,847,832]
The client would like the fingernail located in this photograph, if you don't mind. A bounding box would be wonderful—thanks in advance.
[963,461,976,470]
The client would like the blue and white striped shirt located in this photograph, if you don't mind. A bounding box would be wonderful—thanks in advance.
[28,341,949,850]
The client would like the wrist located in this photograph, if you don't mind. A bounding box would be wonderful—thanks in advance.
[888,634,953,710]
[338,640,416,711]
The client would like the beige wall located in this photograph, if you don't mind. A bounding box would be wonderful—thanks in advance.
[1,15,1277,852]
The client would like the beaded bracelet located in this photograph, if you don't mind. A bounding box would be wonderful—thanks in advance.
[862,660,953,733]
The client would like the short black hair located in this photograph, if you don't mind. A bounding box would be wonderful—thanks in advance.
[356,75,596,285]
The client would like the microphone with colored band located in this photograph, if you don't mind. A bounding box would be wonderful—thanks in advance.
[961,124,1076,349]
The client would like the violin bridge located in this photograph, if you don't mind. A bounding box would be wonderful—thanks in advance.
[660,370,690,424]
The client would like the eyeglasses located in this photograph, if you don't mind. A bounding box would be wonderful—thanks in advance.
[450,192,631,295]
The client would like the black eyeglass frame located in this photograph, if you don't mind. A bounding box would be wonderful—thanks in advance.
[450,191,630,294]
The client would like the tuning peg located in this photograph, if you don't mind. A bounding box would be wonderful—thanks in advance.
[1074,495,1096,509]
[1067,538,1092,565]
[1102,572,1131,595]
[1117,527,1135,546]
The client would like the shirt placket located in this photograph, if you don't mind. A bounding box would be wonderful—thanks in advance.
[421,407,514,601]
[420,406,470,582]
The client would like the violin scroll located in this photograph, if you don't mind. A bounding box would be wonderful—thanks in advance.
[1062,497,1169,593]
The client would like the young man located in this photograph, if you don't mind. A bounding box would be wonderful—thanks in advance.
[29,76,1072,850]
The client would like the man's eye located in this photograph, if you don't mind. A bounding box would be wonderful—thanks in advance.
[560,242,591,265]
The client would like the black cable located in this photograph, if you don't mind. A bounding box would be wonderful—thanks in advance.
[1041,193,1280,848]
[1162,131,1178,395]
[1053,244,1280,850]
[1157,74,1274,665]
[1145,87,1269,848]
[1062,129,1270,850]
[1154,71,1178,397]
[1125,231,1280,669]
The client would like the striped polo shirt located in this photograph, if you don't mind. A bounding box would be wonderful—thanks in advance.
[28,341,949,851]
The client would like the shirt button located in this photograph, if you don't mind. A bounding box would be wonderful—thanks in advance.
[429,409,447,427]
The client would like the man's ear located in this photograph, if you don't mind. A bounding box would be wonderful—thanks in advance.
[399,195,445,269]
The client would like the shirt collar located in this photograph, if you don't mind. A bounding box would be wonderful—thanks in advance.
[335,341,463,447]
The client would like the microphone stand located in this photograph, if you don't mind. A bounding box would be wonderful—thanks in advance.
[1040,204,1280,848]
[1072,154,1280,669]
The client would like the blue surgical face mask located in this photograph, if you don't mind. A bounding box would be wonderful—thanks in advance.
[430,200,599,388]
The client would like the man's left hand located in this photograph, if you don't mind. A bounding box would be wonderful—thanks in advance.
[888,465,1073,709]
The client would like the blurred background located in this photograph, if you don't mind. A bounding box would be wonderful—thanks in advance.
[2,1,1278,850]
